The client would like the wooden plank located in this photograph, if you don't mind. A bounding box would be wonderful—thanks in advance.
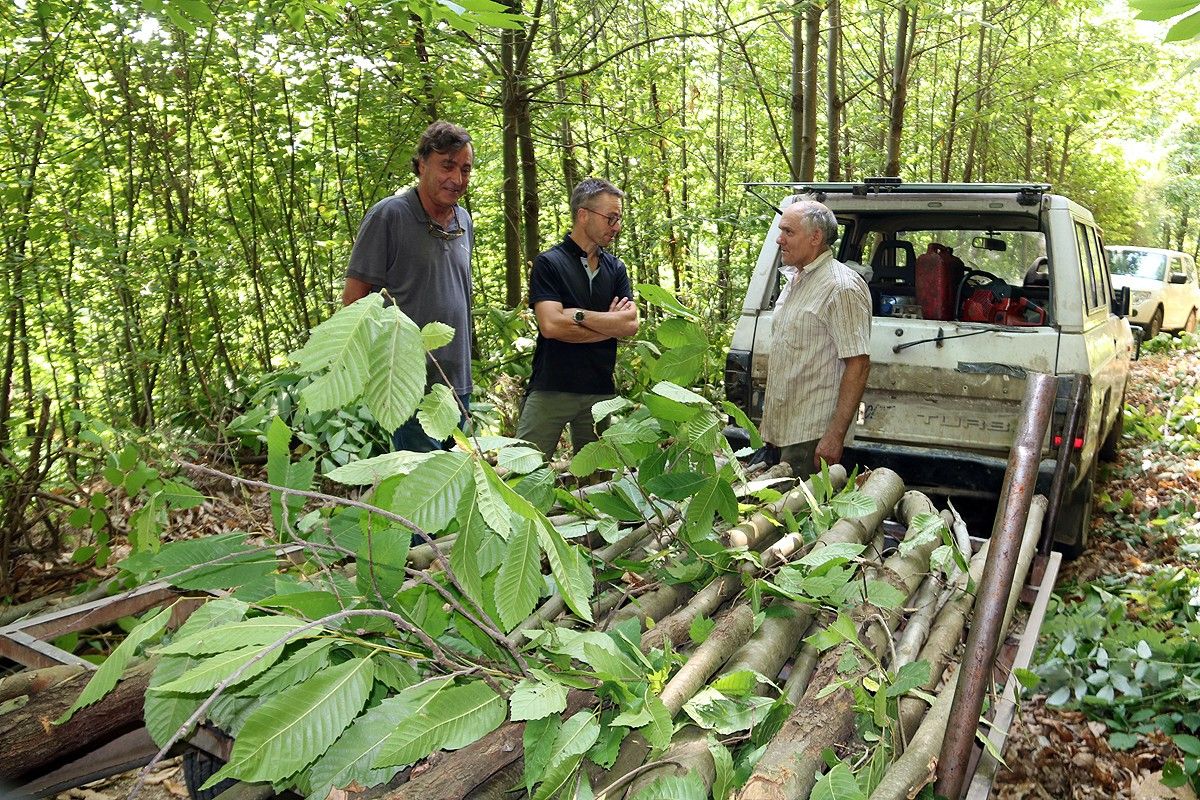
[964,550,1062,800]
[0,629,95,670]
[1,583,178,641]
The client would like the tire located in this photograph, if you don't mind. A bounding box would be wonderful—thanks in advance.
[182,749,238,800]
[1183,309,1197,335]
[1147,307,1163,339]
[1099,395,1126,462]
[1055,459,1097,560]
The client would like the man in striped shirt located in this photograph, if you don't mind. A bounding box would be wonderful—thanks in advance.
[760,200,871,479]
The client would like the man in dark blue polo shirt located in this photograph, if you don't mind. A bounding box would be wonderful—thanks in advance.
[516,178,640,456]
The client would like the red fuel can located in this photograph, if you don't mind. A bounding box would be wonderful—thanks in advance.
[915,243,964,321]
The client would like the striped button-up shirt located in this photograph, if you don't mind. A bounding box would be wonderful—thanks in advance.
[760,249,872,447]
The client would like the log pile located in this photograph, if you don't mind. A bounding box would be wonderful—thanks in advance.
[0,463,1049,800]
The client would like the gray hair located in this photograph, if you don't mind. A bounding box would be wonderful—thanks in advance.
[789,200,838,248]
[411,121,472,174]
[570,177,625,219]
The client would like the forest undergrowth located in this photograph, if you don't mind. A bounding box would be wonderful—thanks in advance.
[996,333,1200,799]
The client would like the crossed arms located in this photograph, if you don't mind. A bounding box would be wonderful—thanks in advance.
[533,296,640,344]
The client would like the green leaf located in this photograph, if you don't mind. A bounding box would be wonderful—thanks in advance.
[1163,760,1189,788]
[682,411,724,453]
[150,644,283,694]
[421,321,456,350]
[205,657,375,787]
[290,285,382,373]
[389,451,473,534]
[531,712,601,800]
[174,0,215,23]
[652,344,706,385]
[305,680,450,798]
[58,605,172,724]
[799,543,866,569]
[641,694,674,750]
[474,461,512,539]
[356,527,410,602]
[1109,731,1139,750]
[364,305,427,432]
[886,660,931,698]
[644,471,708,501]
[1174,733,1200,756]
[524,715,561,791]
[899,513,946,556]
[1165,8,1200,41]
[810,762,866,800]
[629,772,707,800]
[267,416,313,536]
[689,615,715,645]
[569,439,622,477]
[721,401,763,450]
[325,451,435,484]
[417,384,461,442]
[651,381,709,406]
[499,446,544,475]
[711,670,758,698]
[591,396,632,423]
[635,284,698,320]
[589,489,644,522]
[145,654,204,746]
[158,615,313,656]
[120,533,275,590]
[535,520,594,623]
[655,318,708,349]
[709,736,736,800]
[509,672,569,721]
[829,491,875,519]
[235,639,334,697]
[451,492,496,608]
[374,681,506,768]
[496,519,544,631]
[161,480,205,510]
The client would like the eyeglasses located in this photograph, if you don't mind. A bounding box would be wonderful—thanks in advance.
[582,207,622,228]
[426,219,466,241]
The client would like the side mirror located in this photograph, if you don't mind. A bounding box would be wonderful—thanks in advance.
[1170,272,1188,285]
[1112,285,1131,317]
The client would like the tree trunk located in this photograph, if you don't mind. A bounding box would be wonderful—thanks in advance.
[500,23,523,309]
[884,5,916,177]
[801,2,821,181]
[826,0,842,181]
[790,5,804,181]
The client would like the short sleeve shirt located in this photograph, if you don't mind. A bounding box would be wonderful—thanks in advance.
[760,250,871,446]
[527,234,633,395]
[346,188,474,395]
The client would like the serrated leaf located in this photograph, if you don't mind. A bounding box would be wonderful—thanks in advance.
[656,318,708,349]
[499,446,544,475]
[886,660,931,698]
[151,644,283,694]
[305,680,450,798]
[829,490,875,519]
[711,670,758,698]
[496,519,543,630]
[58,605,172,723]
[162,480,205,509]
[644,471,708,501]
[289,293,382,372]
[524,715,561,791]
[417,384,460,442]
[1166,8,1200,41]
[325,451,436,484]
[721,401,764,450]
[899,512,946,556]
[509,673,569,721]
[389,451,473,534]
[799,542,866,569]
[709,736,735,800]
[683,411,723,453]
[651,381,709,405]
[421,321,456,351]
[204,657,375,787]
[569,439,621,477]
[374,681,506,767]
[364,306,427,432]
[652,344,706,385]
[158,615,314,656]
[531,712,601,800]
[689,615,715,645]
[474,461,512,539]
[641,694,673,749]
[630,772,707,800]
[536,520,594,623]
[144,653,204,746]
[236,639,334,697]
[589,489,644,522]
[591,396,632,422]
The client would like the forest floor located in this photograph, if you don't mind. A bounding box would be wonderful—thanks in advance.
[994,342,1200,799]
[10,341,1200,799]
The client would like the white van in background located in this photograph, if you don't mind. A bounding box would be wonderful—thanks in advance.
[1107,246,1200,338]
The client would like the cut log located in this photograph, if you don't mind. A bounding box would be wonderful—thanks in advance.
[0,659,155,783]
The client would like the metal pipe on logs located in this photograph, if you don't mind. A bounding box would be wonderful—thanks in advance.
[934,371,1057,799]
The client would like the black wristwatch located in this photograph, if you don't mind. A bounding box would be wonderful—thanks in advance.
[573,309,586,325]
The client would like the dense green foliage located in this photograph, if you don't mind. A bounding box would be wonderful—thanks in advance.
[2,0,1200,588]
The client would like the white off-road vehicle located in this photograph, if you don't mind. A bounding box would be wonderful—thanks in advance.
[1107,245,1200,338]
[725,180,1137,553]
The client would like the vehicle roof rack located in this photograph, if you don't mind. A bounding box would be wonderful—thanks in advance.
[742,179,1052,208]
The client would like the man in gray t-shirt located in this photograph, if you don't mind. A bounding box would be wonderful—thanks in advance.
[342,121,475,452]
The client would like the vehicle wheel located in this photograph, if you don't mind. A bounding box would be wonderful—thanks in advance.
[182,749,238,800]
[1147,307,1164,339]
[1100,395,1126,462]
[1183,309,1197,335]
[1055,460,1097,560]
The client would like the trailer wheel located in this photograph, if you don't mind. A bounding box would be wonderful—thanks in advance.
[1056,461,1096,559]
[182,749,238,800]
